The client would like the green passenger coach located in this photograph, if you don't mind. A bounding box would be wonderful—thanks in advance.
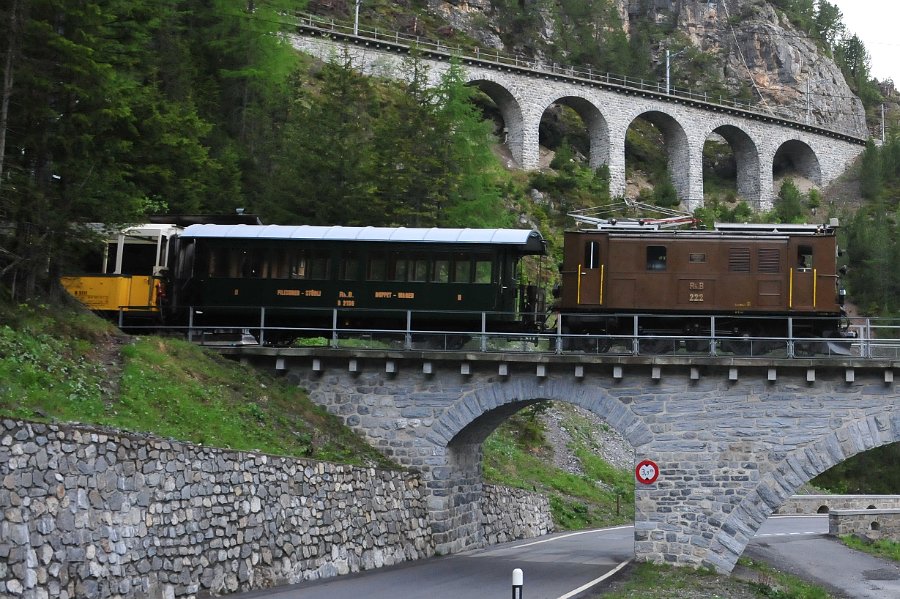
[168,224,547,339]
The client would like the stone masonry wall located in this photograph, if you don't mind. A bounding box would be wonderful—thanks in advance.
[828,509,900,541]
[0,419,435,599]
[480,484,554,545]
[776,495,900,515]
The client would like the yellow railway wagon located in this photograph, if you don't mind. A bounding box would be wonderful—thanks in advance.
[60,274,159,313]
[60,223,181,316]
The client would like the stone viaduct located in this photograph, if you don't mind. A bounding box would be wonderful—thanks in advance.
[289,22,867,212]
[223,348,900,573]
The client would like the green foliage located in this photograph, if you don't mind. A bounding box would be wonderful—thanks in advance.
[813,441,900,493]
[482,405,634,530]
[0,302,391,467]
[840,536,900,562]
[775,178,805,223]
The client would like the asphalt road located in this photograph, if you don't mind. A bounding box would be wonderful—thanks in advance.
[748,515,900,599]
[234,526,634,599]
[235,516,900,599]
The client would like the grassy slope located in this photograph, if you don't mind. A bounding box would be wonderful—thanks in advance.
[0,301,391,468]
[482,406,635,530]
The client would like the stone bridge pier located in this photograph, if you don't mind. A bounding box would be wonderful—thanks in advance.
[247,349,900,572]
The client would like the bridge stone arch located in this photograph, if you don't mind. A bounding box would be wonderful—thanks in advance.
[704,121,762,208]
[259,349,900,571]
[427,378,651,552]
[773,138,823,188]
[464,76,527,167]
[707,411,900,572]
[536,94,611,170]
[625,110,695,204]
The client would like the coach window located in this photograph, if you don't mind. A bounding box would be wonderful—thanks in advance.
[474,255,493,283]
[646,246,667,271]
[367,253,386,281]
[390,253,409,282]
[453,253,471,283]
[267,248,291,279]
[584,241,600,269]
[308,251,330,280]
[432,255,450,283]
[340,251,359,280]
[411,255,428,282]
[797,246,813,270]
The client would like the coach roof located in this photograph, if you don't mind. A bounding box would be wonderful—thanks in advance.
[181,224,545,252]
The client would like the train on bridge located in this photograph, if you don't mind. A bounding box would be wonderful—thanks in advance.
[60,213,853,353]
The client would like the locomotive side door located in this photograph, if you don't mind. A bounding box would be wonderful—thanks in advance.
[560,233,607,307]
[790,242,816,309]
[576,235,607,306]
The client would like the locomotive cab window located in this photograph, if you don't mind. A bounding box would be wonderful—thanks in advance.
[584,241,600,269]
[646,246,667,271]
[797,246,813,270]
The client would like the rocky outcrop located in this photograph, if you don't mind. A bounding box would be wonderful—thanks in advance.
[424,0,866,137]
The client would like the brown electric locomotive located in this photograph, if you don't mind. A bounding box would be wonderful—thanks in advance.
[557,219,850,352]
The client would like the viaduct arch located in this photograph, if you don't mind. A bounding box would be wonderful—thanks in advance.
[290,30,866,212]
[245,349,900,573]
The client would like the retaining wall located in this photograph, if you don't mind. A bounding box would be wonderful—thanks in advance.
[775,495,900,515]
[0,420,556,599]
[481,484,554,545]
[828,509,900,540]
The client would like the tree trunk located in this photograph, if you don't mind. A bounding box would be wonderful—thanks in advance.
[0,0,22,201]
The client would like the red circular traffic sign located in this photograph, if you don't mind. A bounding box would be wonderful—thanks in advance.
[635,459,660,484]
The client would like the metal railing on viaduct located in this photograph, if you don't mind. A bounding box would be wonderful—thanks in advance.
[203,315,900,573]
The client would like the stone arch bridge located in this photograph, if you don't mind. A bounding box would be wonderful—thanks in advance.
[221,347,900,573]
[289,21,867,212]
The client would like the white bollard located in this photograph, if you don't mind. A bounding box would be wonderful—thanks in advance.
[512,568,524,599]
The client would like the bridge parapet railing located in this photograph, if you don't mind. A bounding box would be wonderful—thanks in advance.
[116,306,895,360]
[293,11,860,139]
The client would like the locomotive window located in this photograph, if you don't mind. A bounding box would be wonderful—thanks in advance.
[584,241,600,269]
[367,254,386,281]
[433,256,450,283]
[758,248,781,274]
[474,258,492,284]
[340,251,360,280]
[797,246,813,269]
[729,248,751,273]
[453,254,471,283]
[646,246,667,271]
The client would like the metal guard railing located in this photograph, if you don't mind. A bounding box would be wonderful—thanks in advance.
[116,307,899,360]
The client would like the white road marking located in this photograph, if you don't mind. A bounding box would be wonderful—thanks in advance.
[513,525,633,549]
[755,532,822,537]
[556,559,633,599]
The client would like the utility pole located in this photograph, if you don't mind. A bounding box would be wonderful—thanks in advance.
[882,103,886,142]
[665,47,687,95]
[666,49,671,95]
[806,78,810,124]
[354,0,361,35]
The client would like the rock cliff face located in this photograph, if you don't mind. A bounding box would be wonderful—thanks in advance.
[426,0,866,137]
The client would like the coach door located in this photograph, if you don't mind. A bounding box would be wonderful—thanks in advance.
[577,237,606,306]
[790,243,816,309]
